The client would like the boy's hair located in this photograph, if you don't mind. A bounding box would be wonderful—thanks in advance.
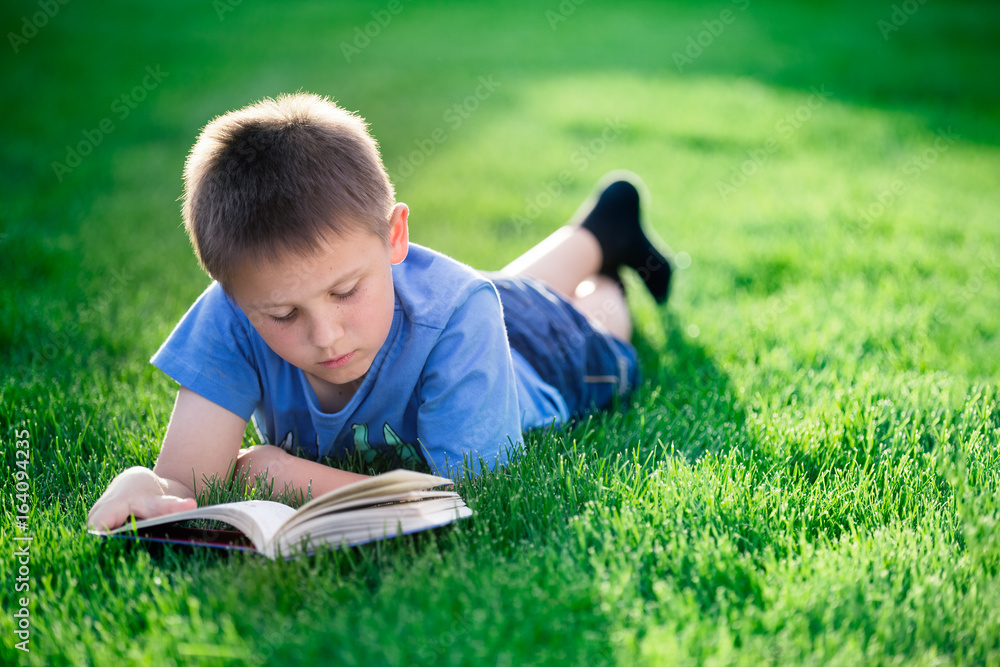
[182,92,396,289]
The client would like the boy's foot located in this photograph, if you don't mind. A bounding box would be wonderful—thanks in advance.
[574,173,672,303]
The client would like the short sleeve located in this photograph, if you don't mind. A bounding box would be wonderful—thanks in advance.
[150,282,263,420]
[416,282,522,479]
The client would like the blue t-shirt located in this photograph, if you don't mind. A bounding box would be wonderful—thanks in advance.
[151,243,568,479]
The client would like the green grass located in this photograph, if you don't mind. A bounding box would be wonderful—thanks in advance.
[3,0,1000,664]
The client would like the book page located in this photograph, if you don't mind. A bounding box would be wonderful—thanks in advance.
[277,490,461,536]
[293,469,454,517]
[97,500,297,553]
[273,496,472,558]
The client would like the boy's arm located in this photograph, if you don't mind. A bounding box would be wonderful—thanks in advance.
[152,386,250,493]
[88,386,246,530]
[88,387,368,530]
[156,392,370,496]
[155,386,369,497]
[234,445,369,499]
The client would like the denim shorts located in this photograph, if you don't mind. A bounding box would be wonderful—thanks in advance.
[486,273,641,420]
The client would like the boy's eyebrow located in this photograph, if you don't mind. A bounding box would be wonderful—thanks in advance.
[256,269,364,309]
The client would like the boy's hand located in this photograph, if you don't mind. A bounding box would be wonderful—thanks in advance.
[87,466,197,532]
[235,444,287,478]
[236,444,371,498]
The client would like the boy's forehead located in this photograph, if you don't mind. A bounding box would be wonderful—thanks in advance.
[232,231,384,304]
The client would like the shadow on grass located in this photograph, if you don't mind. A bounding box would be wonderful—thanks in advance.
[663,0,1000,148]
[630,308,755,466]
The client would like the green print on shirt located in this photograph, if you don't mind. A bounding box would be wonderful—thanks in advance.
[351,422,424,465]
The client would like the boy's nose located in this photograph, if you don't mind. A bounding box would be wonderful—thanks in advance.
[309,314,344,348]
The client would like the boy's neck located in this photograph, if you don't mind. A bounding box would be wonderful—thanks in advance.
[306,373,364,414]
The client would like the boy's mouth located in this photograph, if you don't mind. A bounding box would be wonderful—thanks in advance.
[319,351,355,369]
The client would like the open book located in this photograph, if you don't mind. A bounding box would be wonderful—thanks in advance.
[92,469,472,559]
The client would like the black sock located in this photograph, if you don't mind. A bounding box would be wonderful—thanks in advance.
[576,177,672,303]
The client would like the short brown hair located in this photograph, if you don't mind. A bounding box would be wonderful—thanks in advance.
[182,93,396,289]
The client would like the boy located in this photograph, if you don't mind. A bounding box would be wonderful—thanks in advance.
[88,93,672,531]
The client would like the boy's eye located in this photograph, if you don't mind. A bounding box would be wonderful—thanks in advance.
[268,310,296,323]
[333,285,359,300]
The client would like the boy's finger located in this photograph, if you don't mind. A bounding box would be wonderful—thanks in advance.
[89,495,196,532]
[88,506,124,532]
[138,495,197,520]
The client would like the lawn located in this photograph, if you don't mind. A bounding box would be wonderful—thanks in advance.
[2,0,1000,664]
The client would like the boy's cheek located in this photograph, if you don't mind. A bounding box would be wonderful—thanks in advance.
[246,320,287,351]
[259,326,295,350]
[244,310,267,329]
[248,316,286,340]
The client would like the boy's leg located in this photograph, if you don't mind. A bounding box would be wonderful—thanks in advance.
[571,274,632,341]
[499,226,632,340]
[572,173,672,303]
[502,171,672,303]
[500,225,603,299]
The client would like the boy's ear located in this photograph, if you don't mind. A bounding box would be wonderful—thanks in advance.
[388,203,409,265]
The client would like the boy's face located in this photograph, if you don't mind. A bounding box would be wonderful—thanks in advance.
[230,205,409,398]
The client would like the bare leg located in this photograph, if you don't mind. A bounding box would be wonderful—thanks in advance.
[501,226,632,341]
[572,274,632,341]
[500,225,602,298]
